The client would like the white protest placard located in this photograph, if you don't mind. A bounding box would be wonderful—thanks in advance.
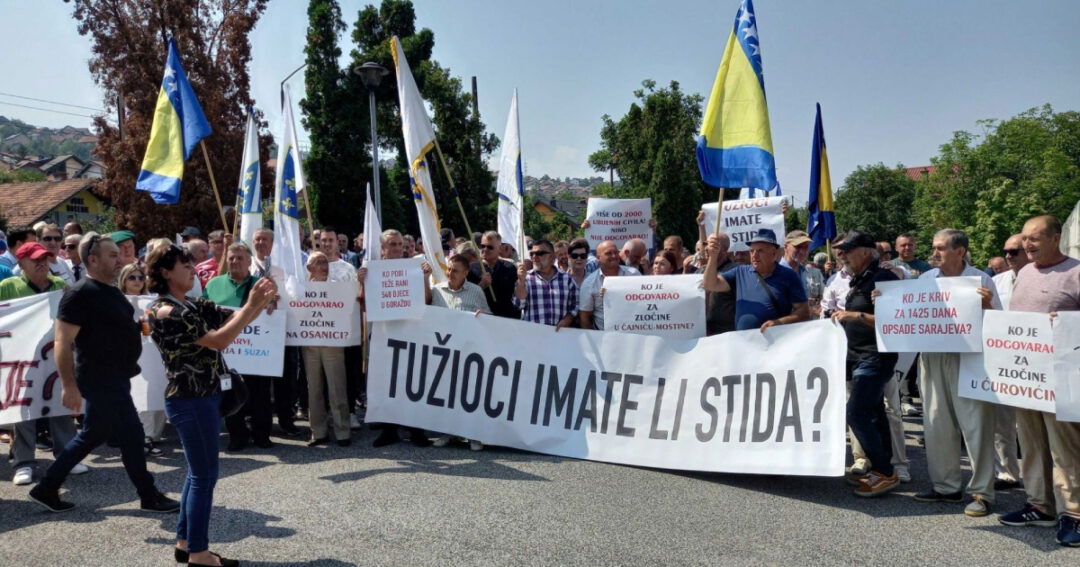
[958,311,1056,412]
[1053,312,1080,421]
[584,198,653,251]
[285,280,362,346]
[702,196,786,252]
[363,258,426,322]
[603,275,706,339]
[874,276,983,352]
[221,306,287,376]
[128,296,167,412]
[0,292,73,426]
[892,352,917,383]
[368,307,848,476]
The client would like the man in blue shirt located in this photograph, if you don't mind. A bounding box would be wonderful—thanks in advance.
[702,228,808,331]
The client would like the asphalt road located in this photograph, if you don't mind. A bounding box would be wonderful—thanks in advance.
[0,414,1075,566]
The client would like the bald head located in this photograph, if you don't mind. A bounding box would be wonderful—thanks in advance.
[621,238,647,267]
[1022,215,1064,267]
[1003,233,1027,273]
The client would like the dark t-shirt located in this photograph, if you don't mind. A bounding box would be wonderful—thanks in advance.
[57,278,142,389]
[843,264,899,360]
[706,258,736,335]
[468,259,521,319]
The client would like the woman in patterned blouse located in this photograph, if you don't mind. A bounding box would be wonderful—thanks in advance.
[145,244,276,567]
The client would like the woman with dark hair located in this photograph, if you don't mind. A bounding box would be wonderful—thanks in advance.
[651,250,680,276]
[145,244,276,567]
[566,237,590,287]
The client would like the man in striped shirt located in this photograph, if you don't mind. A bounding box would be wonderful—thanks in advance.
[431,255,491,315]
[513,239,578,329]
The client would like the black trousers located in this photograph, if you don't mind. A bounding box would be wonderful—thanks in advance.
[344,345,362,414]
[225,374,273,443]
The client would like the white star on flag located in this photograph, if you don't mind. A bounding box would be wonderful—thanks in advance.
[743,24,758,40]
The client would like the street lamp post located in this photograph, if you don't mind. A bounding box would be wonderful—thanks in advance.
[354,61,390,221]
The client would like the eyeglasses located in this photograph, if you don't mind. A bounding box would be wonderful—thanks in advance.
[41,235,62,242]
[569,252,588,260]
[880,250,893,258]
[62,243,78,250]
[529,250,551,257]
[480,244,498,251]
[1003,248,1022,256]
[126,274,146,281]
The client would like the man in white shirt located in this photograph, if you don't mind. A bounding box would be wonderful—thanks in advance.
[318,227,357,283]
[914,229,1001,518]
[989,233,1027,491]
[579,240,639,330]
[62,234,84,282]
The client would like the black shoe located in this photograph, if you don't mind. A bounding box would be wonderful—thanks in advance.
[183,551,239,567]
[144,438,164,457]
[913,489,963,503]
[336,439,351,447]
[278,422,303,437]
[28,484,75,513]
[411,435,432,448]
[140,492,181,513]
[35,431,53,451]
[994,478,1023,491]
[372,430,401,448]
[307,437,329,447]
[253,438,274,449]
[227,437,248,452]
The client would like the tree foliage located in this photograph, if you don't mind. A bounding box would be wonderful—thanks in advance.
[834,163,917,244]
[303,0,498,239]
[588,80,709,247]
[70,0,272,239]
[0,169,47,184]
[913,105,1080,264]
[522,192,574,243]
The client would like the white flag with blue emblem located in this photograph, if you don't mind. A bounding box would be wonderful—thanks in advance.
[496,90,526,257]
[237,107,262,246]
[390,36,447,283]
[363,182,381,264]
[270,86,308,296]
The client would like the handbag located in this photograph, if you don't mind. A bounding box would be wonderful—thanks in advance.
[217,354,249,418]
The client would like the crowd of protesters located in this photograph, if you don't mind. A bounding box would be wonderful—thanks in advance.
[1,205,1078,556]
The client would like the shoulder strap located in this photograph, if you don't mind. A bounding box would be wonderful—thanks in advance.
[753,270,785,316]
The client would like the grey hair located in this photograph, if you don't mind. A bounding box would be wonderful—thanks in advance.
[227,242,252,256]
[482,230,502,242]
[381,229,402,244]
[934,228,969,251]
[254,228,274,238]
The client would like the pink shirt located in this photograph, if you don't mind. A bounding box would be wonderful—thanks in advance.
[1009,256,1080,313]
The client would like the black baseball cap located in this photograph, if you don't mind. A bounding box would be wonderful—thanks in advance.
[835,230,876,251]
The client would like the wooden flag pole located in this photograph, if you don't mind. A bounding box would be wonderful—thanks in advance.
[712,188,725,237]
[199,140,230,231]
[432,139,497,303]
[299,181,318,250]
[231,189,241,237]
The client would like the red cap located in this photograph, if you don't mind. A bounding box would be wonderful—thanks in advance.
[15,242,52,261]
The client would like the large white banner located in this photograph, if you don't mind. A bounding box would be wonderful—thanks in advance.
[1053,312,1080,422]
[958,311,1056,412]
[604,275,706,339]
[363,258,426,322]
[285,280,362,346]
[0,293,72,426]
[702,196,785,252]
[367,306,848,476]
[874,277,984,353]
[584,198,653,251]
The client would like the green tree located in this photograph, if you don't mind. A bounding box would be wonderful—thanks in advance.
[522,192,574,242]
[913,105,1080,264]
[588,80,708,246]
[0,169,47,183]
[834,163,917,244]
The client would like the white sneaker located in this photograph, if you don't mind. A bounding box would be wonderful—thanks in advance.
[70,463,89,475]
[13,466,33,485]
[896,466,911,483]
[901,402,921,417]
[349,413,362,430]
[432,436,451,448]
[850,458,870,475]
[469,440,484,452]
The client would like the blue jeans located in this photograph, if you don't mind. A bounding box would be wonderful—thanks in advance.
[166,394,221,553]
[846,354,897,477]
[41,383,156,499]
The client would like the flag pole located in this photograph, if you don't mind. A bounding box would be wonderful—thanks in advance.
[300,183,317,250]
[432,139,497,302]
[712,188,725,236]
[199,140,229,231]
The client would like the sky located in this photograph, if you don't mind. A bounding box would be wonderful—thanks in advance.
[2,0,1079,206]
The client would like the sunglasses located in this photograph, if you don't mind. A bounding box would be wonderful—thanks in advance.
[126,274,146,281]
[41,235,63,242]
[569,252,588,260]
[1003,248,1022,256]
[62,243,78,250]
[529,250,551,257]
[480,244,498,251]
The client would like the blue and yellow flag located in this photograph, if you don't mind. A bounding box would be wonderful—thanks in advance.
[135,38,212,204]
[806,103,835,251]
[696,0,777,193]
